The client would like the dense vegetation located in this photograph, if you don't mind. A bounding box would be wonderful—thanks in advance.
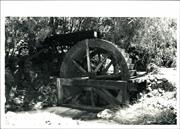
[97,68,177,124]
[5,17,177,114]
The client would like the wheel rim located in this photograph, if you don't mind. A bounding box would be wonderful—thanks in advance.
[60,39,129,107]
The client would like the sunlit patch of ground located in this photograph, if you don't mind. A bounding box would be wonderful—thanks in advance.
[4,108,118,128]
[158,67,177,86]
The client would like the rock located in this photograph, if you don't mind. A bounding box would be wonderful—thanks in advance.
[146,63,158,73]
[151,89,159,96]
[146,79,151,84]
[97,109,115,119]
[161,78,168,82]
[154,78,158,83]
[149,76,155,81]
[156,80,162,84]
[13,97,23,104]
[147,93,153,98]
[146,87,152,92]
[33,102,43,110]
[158,88,164,94]
[155,75,162,80]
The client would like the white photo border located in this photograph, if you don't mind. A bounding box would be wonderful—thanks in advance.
[1,1,180,128]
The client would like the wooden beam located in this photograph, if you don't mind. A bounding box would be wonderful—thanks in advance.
[102,60,113,74]
[94,55,109,73]
[100,89,121,104]
[122,83,129,104]
[57,77,137,93]
[94,74,121,80]
[59,78,128,90]
[86,39,91,72]
[94,89,114,104]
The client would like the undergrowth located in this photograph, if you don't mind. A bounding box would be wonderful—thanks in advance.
[98,68,177,125]
[113,91,177,124]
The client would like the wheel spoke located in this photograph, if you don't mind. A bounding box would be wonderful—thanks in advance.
[86,39,91,72]
[72,60,87,75]
[94,55,109,73]
[102,60,113,74]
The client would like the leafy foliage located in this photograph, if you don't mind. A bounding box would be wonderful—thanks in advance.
[97,68,177,124]
[129,18,177,67]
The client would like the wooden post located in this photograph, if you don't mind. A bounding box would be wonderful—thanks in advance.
[116,90,123,103]
[116,83,129,105]
[122,83,129,105]
[56,78,63,105]
[86,39,91,72]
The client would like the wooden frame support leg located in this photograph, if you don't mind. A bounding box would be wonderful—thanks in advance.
[116,83,129,105]
[56,78,63,105]
[122,83,129,105]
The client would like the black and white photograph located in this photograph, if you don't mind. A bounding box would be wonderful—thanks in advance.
[1,1,180,128]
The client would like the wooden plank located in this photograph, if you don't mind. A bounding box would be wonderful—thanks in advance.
[94,89,114,104]
[56,78,63,105]
[59,78,128,90]
[94,74,121,80]
[101,89,121,104]
[86,39,91,72]
[58,78,137,102]
[122,83,129,105]
[116,90,123,103]
[102,60,113,74]
[74,79,127,90]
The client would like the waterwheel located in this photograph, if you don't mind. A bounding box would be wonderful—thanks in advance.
[60,38,130,109]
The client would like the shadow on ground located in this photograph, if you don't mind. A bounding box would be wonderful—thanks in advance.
[42,106,98,120]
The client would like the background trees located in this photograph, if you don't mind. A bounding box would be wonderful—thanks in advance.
[5,17,177,111]
[5,17,177,68]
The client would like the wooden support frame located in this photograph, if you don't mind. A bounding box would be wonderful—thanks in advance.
[56,77,137,109]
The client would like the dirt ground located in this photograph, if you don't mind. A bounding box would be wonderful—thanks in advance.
[4,107,119,128]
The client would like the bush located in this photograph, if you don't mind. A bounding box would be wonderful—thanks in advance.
[5,66,58,112]
[105,90,177,125]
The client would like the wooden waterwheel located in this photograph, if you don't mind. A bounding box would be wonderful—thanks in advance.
[60,38,130,109]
